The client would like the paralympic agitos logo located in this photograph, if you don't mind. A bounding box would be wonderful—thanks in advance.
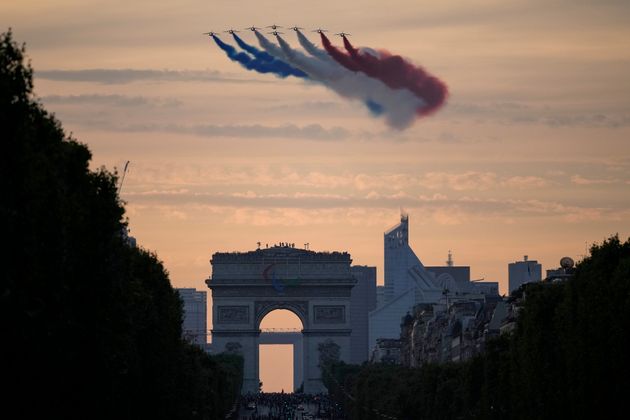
[262,263,301,293]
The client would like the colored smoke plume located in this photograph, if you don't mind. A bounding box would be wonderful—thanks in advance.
[211,35,307,79]
[254,31,288,61]
[323,33,448,115]
[276,32,423,127]
[232,33,275,62]
[207,31,448,128]
[320,33,361,72]
[296,30,332,62]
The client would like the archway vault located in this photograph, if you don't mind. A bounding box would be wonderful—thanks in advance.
[255,300,308,330]
[207,245,356,394]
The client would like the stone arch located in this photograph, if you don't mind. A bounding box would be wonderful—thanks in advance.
[255,300,308,330]
[208,246,356,394]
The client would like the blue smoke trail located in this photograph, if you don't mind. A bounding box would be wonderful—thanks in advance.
[211,35,308,79]
[365,99,385,116]
[232,33,274,62]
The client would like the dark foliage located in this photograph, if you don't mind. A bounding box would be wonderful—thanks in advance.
[1,29,241,419]
[324,236,630,419]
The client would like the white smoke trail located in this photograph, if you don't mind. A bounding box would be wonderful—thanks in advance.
[293,32,426,129]
[276,35,344,81]
[296,31,334,62]
[256,31,425,129]
[254,31,289,61]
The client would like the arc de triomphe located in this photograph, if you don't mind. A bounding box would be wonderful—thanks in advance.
[207,245,356,394]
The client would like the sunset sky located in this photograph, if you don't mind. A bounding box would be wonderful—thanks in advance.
[4,0,630,391]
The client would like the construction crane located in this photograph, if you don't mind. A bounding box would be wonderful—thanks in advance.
[118,160,130,194]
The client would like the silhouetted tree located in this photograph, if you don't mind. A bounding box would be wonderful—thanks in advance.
[1,29,241,419]
[323,235,630,419]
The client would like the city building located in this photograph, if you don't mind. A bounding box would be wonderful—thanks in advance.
[368,213,442,352]
[176,288,208,347]
[400,295,503,367]
[473,281,500,296]
[376,285,385,308]
[544,256,576,283]
[369,214,499,353]
[370,338,402,364]
[350,265,377,364]
[508,256,542,294]
[427,253,500,298]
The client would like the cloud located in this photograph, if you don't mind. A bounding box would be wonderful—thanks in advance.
[265,100,345,112]
[186,123,348,141]
[543,114,630,128]
[502,176,549,189]
[41,94,182,107]
[419,171,498,191]
[123,189,612,223]
[77,120,350,141]
[123,165,557,193]
[35,68,279,85]
[444,101,630,128]
[225,207,344,227]
[126,192,623,228]
[570,174,617,185]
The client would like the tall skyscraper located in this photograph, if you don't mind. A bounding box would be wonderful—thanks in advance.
[176,288,207,347]
[508,256,542,294]
[382,212,442,304]
[369,214,442,351]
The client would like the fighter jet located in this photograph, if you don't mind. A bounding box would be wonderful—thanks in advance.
[224,28,239,34]
[202,31,218,36]
[335,32,351,38]
[244,26,261,31]
[268,31,284,36]
[266,24,283,30]
[288,26,304,32]
[312,28,328,34]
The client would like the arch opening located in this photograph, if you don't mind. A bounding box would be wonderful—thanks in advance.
[258,309,304,393]
[259,308,304,331]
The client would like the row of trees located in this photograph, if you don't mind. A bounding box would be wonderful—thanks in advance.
[323,236,630,419]
[1,30,241,419]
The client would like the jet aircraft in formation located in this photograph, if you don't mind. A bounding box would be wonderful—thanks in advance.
[204,26,351,37]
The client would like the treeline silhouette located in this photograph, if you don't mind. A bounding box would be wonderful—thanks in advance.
[324,236,630,420]
[1,30,241,419]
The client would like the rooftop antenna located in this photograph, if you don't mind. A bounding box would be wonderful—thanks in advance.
[256,241,261,250]
[304,242,309,250]
[118,160,130,194]
[400,206,408,221]
[446,250,453,267]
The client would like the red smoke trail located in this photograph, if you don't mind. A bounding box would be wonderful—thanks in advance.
[322,33,448,116]
[320,33,361,72]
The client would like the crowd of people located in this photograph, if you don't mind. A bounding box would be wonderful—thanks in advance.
[238,392,343,419]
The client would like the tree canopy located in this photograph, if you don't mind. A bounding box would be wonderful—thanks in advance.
[324,235,630,419]
[1,29,241,419]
